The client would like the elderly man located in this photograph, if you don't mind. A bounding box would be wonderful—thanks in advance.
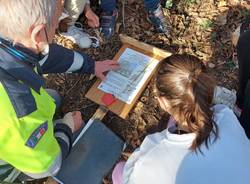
[0,0,118,182]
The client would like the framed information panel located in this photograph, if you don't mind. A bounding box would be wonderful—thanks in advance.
[85,35,171,119]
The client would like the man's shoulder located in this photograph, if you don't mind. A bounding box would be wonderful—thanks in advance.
[0,72,37,118]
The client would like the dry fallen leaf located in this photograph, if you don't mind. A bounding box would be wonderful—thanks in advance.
[232,24,241,47]
[208,63,216,68]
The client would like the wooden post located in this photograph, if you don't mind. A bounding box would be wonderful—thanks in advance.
[91,106,109,120]
[119,34,172,58]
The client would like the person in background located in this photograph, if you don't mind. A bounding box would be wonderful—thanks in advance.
[235,16,250,137]
[0,0,118,182]
[214,16,250,137]
[62,0,170,40]
[112,54,250,184]
[199,16,250,138]
[60,0,100,48]
[100,0,170,39]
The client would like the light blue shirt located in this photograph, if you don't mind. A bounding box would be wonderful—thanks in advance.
[123,105,250,184]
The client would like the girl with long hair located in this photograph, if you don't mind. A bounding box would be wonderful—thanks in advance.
[112,54,250,184]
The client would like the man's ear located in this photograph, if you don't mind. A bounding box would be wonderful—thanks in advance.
[30,24,45,45]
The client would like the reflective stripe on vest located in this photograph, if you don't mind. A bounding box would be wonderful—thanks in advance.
[0,83,60,173]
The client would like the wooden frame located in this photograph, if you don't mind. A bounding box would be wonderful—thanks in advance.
[85,35,172,119]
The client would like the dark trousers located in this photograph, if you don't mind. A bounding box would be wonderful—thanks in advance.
[236,29,250,137]
[100,0,160,12]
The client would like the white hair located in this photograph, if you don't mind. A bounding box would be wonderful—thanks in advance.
[0,0,57,40]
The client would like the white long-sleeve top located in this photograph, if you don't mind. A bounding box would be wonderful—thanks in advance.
[123,105,250,184]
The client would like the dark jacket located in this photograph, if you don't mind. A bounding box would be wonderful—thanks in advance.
[0,38,94,180]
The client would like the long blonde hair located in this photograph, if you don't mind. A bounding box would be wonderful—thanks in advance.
[155,54,218,150]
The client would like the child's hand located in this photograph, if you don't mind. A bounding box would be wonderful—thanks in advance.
[84,4,100,28]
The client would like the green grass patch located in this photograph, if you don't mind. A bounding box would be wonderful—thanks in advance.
[186,0,196,5]
[200,20,213,30]
[225,59,237,70]
[165,0,173,9]
[240,10,250,17]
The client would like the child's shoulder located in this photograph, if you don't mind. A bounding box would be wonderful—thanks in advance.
[212,104,231,114]
[212,104,240,126]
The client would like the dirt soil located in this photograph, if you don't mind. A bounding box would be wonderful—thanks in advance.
[39,0,250,183]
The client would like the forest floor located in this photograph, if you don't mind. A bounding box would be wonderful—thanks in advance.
[42,0,250,183]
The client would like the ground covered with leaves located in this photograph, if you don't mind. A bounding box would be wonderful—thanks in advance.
[45,0,250,183]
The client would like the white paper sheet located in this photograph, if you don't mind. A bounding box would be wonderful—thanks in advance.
[98,48,159,104]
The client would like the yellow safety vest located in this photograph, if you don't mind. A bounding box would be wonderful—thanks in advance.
[0,83,60,173]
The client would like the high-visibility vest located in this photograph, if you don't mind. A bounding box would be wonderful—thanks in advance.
[0,83,60,173]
